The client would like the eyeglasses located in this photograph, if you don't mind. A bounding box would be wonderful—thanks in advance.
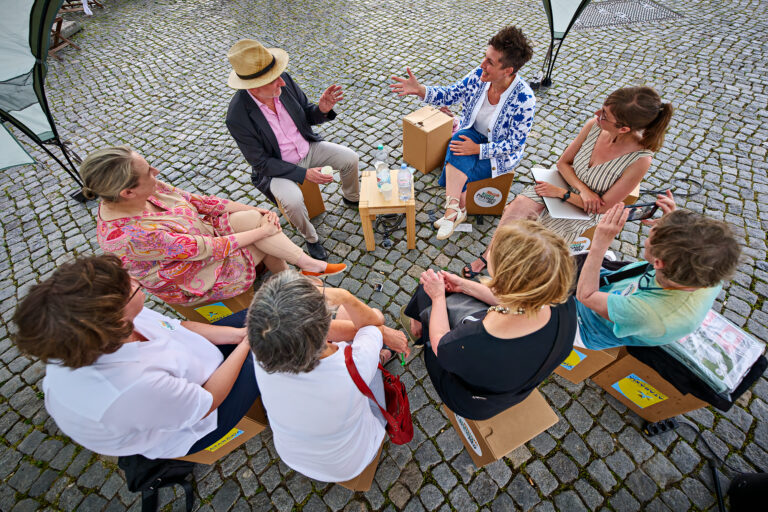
[637,266,664,292]
[598,108,619,126]
[127,280,142,303]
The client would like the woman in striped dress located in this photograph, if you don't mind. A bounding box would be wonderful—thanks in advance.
[464,87,673,278]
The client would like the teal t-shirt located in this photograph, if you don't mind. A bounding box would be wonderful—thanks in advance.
[576,262,721,350]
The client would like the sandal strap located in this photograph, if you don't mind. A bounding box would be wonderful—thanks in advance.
[443,196,465,221]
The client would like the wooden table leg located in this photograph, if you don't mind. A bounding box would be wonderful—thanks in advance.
[406,203,416,250]
[360,207,376,251]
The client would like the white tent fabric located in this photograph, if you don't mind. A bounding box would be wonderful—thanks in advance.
[548,0,588,37]
[0,0,54,142]
[0,124,33,171]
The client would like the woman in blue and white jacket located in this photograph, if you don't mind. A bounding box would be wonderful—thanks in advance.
[391,25,536,240]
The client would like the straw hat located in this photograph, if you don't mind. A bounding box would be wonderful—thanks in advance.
[227,39,289,89]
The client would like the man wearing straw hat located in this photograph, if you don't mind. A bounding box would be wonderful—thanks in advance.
[226,39,360,260]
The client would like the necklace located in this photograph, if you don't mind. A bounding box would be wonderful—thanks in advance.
[487,305,525,315]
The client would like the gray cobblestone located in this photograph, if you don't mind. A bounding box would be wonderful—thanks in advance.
[643,453,684,487]
[554,490,588,512]
[587,459,617,493]
[2,1,768,510]
[508,474,540,511]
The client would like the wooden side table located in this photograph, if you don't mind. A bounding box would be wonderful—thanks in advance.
[359,170,415,251]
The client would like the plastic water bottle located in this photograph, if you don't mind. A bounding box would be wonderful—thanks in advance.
[398,163,412,201]
[373,144,390,189]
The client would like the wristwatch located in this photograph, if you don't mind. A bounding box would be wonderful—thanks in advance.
[560,190,571,202]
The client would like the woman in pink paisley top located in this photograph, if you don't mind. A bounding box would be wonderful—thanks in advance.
[80,146,345,306]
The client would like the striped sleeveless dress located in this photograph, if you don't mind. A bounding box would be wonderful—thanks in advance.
[520,123,653,242]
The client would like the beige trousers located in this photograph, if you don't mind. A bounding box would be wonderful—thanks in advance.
[270,141,360,242]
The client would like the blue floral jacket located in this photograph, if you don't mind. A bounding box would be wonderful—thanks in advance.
[424,67,536,177]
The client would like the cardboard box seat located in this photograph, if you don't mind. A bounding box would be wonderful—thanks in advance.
[443,389,558,467]
[465,172,516,216]
[170,286,255,324]
[177,398,268,464]
[275,179,326,224]
[554,332,622,384]
[591,348,707,422]
[336,440,385,492]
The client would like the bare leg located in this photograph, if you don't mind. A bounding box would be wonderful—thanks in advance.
[459,190,467,210]
[466,196,546,274]
[261,254,288,274]
[296,254,328,273]
[444,164,469,220]
[410,318,423,339]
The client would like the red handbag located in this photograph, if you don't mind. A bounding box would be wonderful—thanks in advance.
[344,345,413,445]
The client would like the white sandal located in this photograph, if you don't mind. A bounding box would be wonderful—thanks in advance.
[435,196,466,240]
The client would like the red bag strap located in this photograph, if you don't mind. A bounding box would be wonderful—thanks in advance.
[344,345,395,424]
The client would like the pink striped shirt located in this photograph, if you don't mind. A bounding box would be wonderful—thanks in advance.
[248,92,309,164]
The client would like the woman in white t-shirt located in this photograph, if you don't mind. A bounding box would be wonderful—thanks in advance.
[247,271,409,482]
[12,254,259,459]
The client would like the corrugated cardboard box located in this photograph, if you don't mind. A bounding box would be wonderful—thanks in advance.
[554,346,622,384]
[177,398,268,464]
[337,440,384,491]
[170,287,255,324]
[591,349,707,422]
[443,389,558,467]
[403,106,453,174]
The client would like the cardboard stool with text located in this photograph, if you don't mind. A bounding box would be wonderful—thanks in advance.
[177,398,268,464]
[443,389,558,467]
[554,346,622,384]
[591,350,707,422]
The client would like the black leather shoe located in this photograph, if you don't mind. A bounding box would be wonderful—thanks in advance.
[342,197,359,208]
[306,240,328,260]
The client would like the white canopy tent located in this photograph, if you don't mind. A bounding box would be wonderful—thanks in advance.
[0,0,84,198]
[535,0,592,88]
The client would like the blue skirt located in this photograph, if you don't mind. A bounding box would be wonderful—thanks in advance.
[438,127,492,192]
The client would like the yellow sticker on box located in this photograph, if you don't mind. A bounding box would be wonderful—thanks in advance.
[560,349,586,371]
[611,373,667,408]
[194,302,234,322]
[205,428,245,452]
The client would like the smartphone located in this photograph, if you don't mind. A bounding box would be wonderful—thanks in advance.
[625,202,659,221]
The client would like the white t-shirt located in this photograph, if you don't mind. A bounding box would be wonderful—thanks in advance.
[472,92,496,136]
[254,326,387,482]
[42,308,223,459]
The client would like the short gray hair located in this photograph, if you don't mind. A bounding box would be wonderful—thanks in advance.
[246,271,332,374]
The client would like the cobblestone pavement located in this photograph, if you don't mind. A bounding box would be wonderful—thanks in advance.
[1,0,767,510]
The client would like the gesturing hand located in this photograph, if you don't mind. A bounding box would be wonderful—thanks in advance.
[448,135,480,156]
[593,203,629,248]
[642,190,676,226]
[318,84,343,114]
[420,269,446,300]
[305,167,334,185]
[390,67,426,99]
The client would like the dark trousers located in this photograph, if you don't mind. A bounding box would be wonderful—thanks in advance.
[186,318,259,454]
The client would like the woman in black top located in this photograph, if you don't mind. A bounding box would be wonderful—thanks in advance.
[403,221,576,420]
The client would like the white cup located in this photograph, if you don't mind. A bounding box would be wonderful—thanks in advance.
[380,183,393,201]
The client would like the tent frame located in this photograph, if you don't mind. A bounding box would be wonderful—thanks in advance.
[0,0,86,201]
[536,0,592,89]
